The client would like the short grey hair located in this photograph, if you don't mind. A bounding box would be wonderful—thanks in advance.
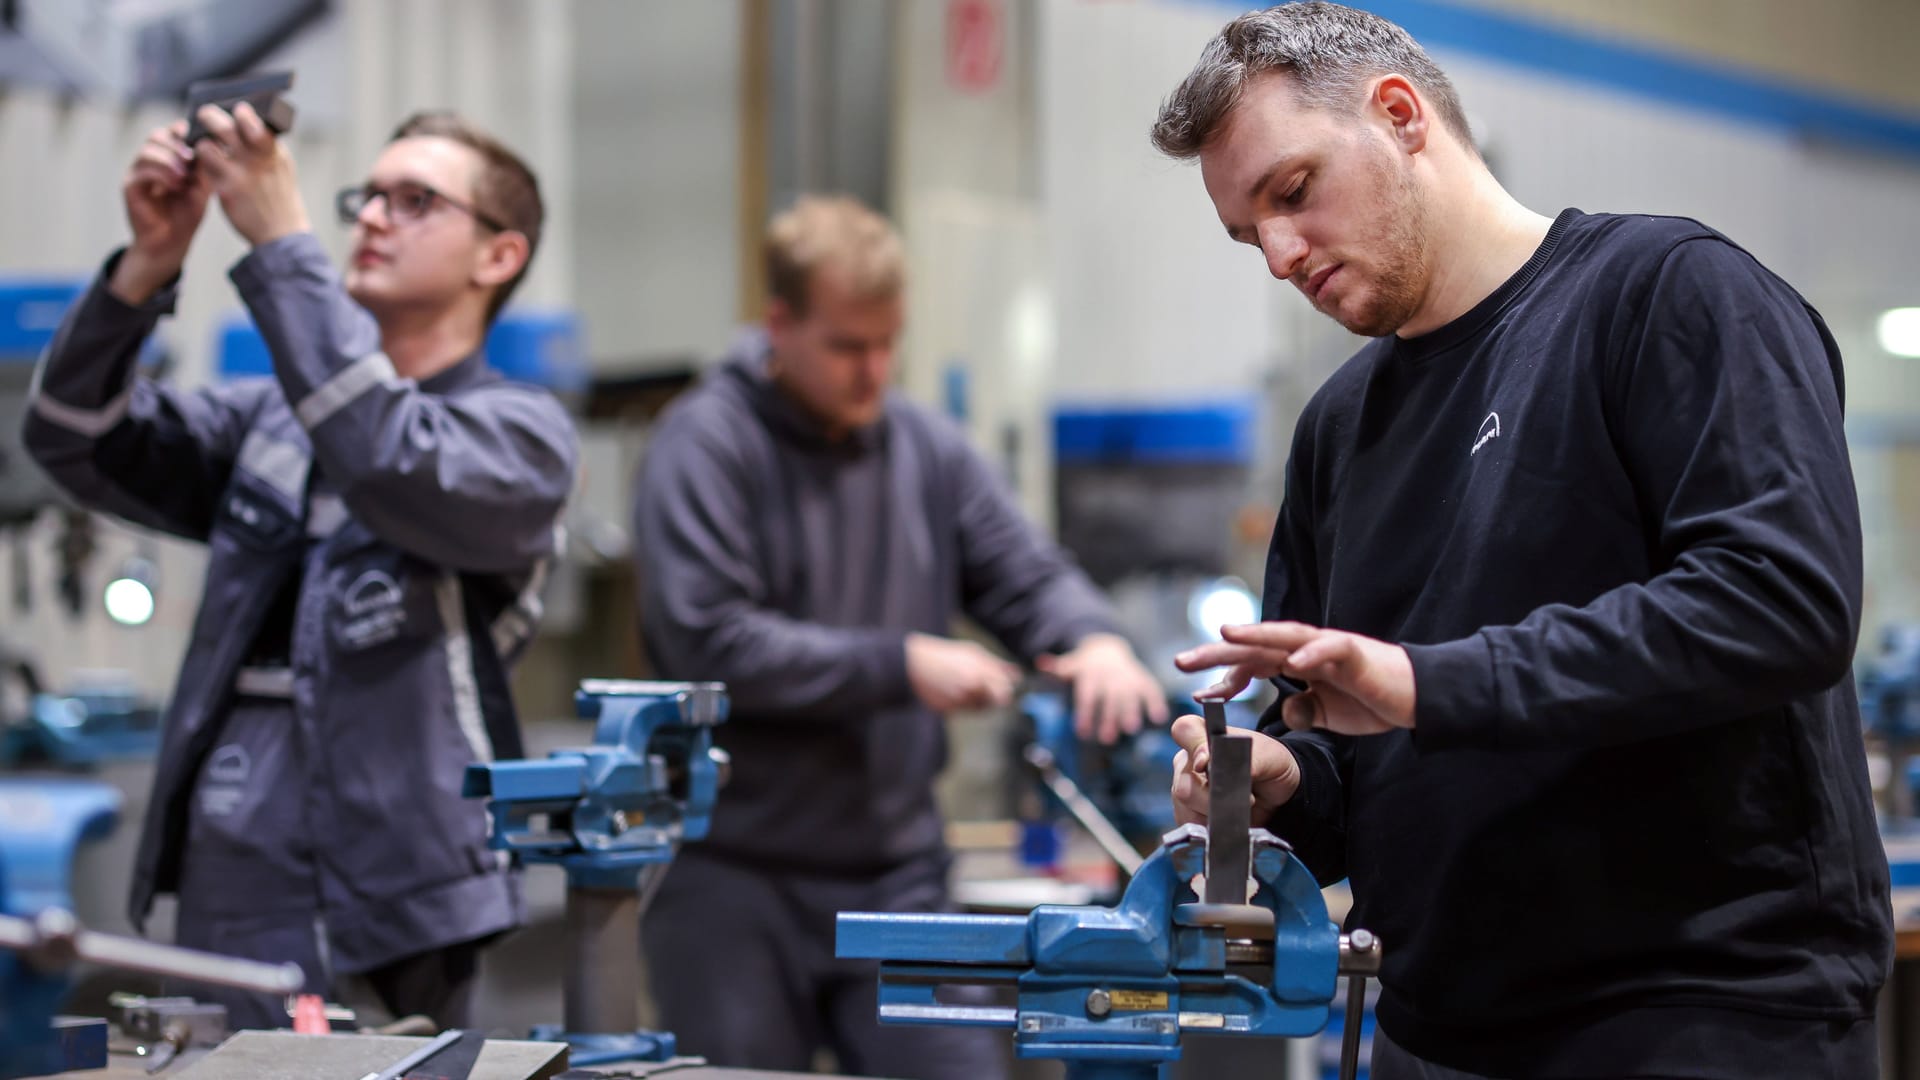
[1151,2,1475,159]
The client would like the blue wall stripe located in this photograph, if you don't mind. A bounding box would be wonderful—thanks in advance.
[1184,0,1920,161]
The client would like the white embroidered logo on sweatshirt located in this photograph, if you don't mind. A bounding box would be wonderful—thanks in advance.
[1472,412,1501,456]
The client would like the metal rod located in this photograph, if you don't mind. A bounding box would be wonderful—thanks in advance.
[1336,929,1380,1080]
[357,1028,464,1080]
[1023,743,1144,876]
[0,911,304,995]
[1340,973,1366,1080]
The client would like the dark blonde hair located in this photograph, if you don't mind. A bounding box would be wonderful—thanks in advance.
[764,195,906,316]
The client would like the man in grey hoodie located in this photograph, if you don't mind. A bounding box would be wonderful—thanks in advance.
[634,195,1164,1079]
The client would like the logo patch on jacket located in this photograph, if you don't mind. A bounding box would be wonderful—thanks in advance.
[340,570,407,649]
[199,745,251,817]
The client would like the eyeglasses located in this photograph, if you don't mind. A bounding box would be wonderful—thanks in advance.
[334,180,510,232]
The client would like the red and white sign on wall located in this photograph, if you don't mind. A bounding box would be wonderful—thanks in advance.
[946,0,1004,95]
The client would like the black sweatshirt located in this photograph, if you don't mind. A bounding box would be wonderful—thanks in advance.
[1262,210,1891,1078]
[634,331,1121,874]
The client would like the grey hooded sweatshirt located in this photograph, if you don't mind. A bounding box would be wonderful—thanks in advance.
[634,330,1120,873]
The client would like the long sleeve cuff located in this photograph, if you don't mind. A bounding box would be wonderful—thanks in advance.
[1261,728,1348,885]
[28,249,175,431]
[871,628,915,705]
[95,247,182,319]
[1404,634,1499,752]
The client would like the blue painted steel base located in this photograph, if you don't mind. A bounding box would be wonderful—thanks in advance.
[50,1016,108,1072]
[527,1026,676,1066]
[1061,1061,1170,1080]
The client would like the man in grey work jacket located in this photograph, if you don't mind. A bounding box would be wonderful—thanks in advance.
[24,105,576,1029]
[634,195,1167,1080]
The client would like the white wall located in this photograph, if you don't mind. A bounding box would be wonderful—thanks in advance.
[570,0,742,370]
[1038,1,1320,404]
[892,0,1056,520]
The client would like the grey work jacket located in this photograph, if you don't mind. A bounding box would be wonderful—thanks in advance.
[23,235,577,972]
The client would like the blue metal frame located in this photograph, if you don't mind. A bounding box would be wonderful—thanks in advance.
[1053,402,1256,467]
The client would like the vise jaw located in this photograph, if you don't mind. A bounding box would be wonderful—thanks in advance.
[463,681,729,887]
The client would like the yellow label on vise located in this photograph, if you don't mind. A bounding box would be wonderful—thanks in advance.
[1109,990,1170,1011]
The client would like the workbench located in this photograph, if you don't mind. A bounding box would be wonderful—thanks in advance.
[37,1032,836,1080]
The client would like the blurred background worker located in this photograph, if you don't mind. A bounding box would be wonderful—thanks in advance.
[22,104,576,1029]
[631,194,1166,1078]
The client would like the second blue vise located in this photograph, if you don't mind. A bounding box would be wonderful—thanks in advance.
[839,825,1362,1080]
[462,679,728,890]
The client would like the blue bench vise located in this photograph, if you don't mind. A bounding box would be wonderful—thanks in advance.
[0,779,302,1078]
[1019,688,1262,877]
[463,679,729,1067]
[839,825,1378,1080]
[842,699,1381,1080]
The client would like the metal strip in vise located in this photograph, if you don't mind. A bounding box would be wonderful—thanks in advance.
[1202,699,1251,904]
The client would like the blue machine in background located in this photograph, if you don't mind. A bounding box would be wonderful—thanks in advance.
[0,676,162,768]
[217,307,590,394]
[1037,401,1271,874]
[1860,624,1920,916]
[463,679,729,1067]
[1860,624,1920,829]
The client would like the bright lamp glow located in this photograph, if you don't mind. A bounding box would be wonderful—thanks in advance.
[1189,578,1258,639]
[104,577,155,626]
[104,555,158,627]
[1879,308,1920,358]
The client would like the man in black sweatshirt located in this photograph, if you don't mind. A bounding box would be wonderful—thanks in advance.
[632,194,1166,1079]
[1154,4,1891,1079]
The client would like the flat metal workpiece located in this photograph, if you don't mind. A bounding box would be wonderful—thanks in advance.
[1202,699,1251,904]
[173,1031,566,1080]
[568,1060,840,1068]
